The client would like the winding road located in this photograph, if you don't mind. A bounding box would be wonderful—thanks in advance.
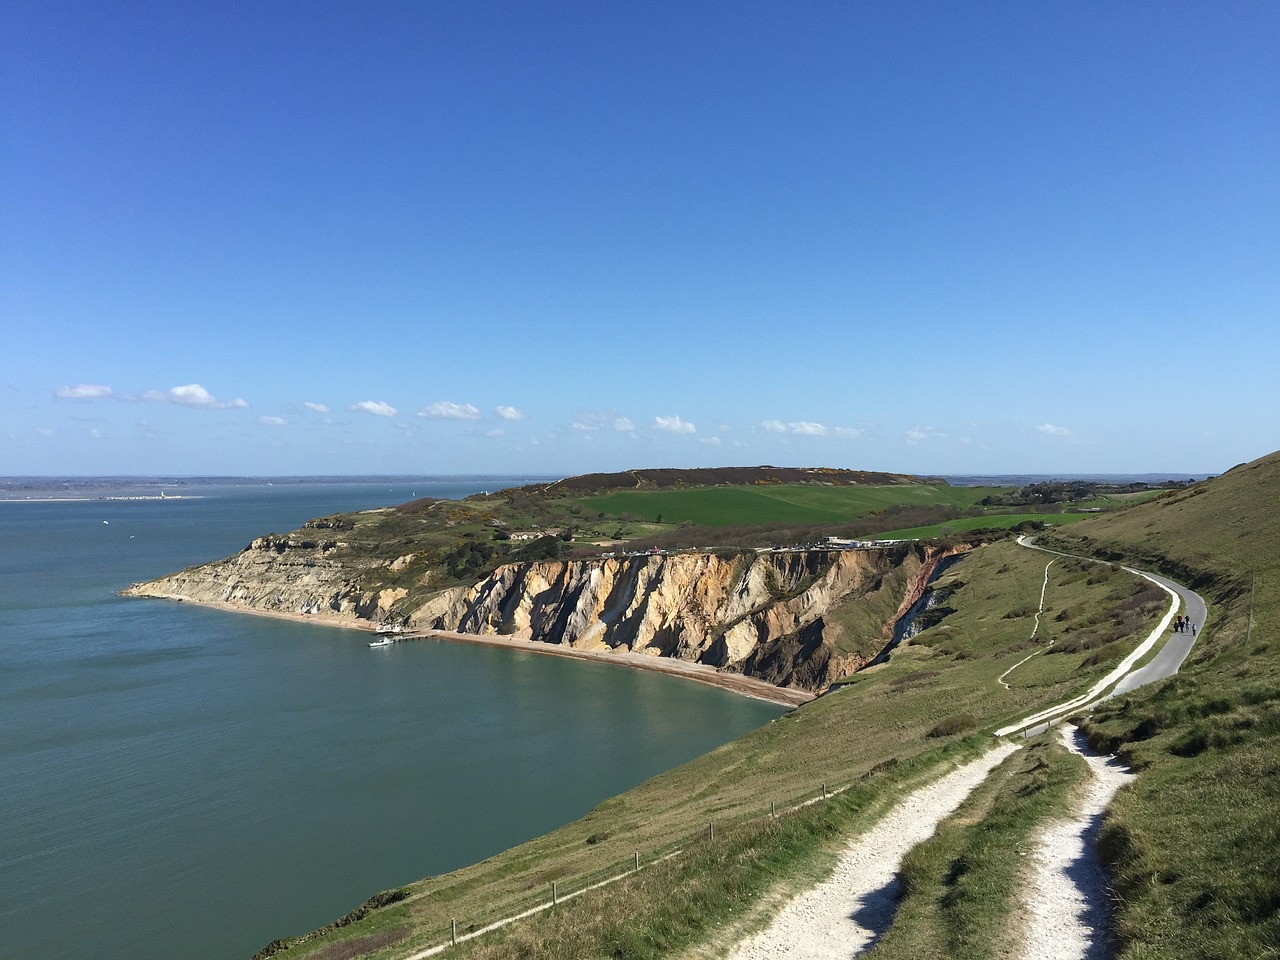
[996,536,1206,737]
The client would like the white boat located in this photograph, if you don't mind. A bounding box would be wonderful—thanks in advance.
[368,636,395,648]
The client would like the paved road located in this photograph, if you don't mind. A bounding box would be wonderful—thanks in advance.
[1107,567,1205,697]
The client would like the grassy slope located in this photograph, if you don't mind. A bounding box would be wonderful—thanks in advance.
[871,510,1092,540]
[264,535,1167,960]
[1035,450,1280,960]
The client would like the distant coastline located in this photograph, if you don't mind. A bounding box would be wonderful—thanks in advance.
[1,495,204,503]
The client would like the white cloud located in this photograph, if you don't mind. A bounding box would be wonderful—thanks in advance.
[141,383,248,409]
[36,427,56,438]
[303,401,330,414]
[87,428,102,439]
[654,415,696,434]
[55,383,112,399]
[762,419,856,438]
[790,421,827,436]
[485,428,506,438]
[572,410,634,432]
[700,436,722,446]
[418,401,481,420]
[259,416,287,426]
[495,405,526,421]
[905,426,944,445]
[1037,423,1072,437]
[350,400,397,417]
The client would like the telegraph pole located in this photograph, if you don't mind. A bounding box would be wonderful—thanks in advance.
[1247,568,1257,645]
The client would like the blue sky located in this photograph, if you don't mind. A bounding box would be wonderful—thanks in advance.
[4,2,1276,478]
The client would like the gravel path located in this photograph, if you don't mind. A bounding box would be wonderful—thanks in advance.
[729,742,1020,959]
[1019,726,1134,960]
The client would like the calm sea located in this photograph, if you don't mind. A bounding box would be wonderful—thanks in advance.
[0,480,785,960]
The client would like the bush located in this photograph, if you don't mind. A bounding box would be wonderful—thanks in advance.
[927,713,978,738]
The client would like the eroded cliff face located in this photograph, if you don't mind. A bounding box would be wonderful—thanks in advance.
[125,541,960,691]
[121,534,423,625]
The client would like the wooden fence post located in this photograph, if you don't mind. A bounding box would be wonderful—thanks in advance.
[634,850,640,871]
[451,919,456,946]
[552,881,558,906]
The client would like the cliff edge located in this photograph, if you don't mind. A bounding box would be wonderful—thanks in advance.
[125,541,961,692]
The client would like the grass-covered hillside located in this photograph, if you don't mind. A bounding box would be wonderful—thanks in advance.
[1037,450,1280,959]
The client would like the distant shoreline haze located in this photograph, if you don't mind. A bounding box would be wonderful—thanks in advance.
[0,471,1214,500]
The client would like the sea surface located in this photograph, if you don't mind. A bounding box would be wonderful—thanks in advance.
[0,480,786,960]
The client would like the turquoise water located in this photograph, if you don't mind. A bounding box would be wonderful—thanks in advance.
[0,481,785,960]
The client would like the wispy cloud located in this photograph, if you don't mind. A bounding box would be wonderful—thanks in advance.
[654,415,696,434]
[303,401,330,414]
[700,436,722,446]
[418,401,481,420]
[258,416,287,426]
[789,421,827,436]
[55,383,112,399]
[142,384,249,409]
[1036,423,1072,437]
[761,419,859,438]
[572,410,635,432]
[495,405,526,421]
[485,428,505,438]
[905,426,944,445]
[350,400,397,417]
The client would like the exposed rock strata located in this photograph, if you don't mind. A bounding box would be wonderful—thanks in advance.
[125,542,962,692]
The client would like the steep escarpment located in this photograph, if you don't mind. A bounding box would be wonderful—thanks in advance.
[125,542,961,691]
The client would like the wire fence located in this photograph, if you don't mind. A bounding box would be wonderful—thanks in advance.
[388,760,949,959]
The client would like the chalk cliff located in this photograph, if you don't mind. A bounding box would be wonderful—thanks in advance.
[125,540,960,692]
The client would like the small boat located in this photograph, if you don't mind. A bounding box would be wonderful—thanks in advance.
[368,636,395,648]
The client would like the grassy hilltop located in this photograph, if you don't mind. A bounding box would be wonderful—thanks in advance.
[253,459,1275,960]
[260,467,1154,620]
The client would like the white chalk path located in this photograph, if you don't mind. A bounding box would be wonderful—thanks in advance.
[729,742,1021,960]
[1019,726,1134,960]
[998,558,1057,689]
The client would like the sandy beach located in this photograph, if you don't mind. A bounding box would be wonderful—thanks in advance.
[125,592,813,708]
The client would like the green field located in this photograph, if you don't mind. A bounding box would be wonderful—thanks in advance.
[572,484,1009,527]
[872,511,1094,540]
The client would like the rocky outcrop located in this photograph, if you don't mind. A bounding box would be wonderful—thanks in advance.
[122,534,418,625]
[125,541,963,692]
